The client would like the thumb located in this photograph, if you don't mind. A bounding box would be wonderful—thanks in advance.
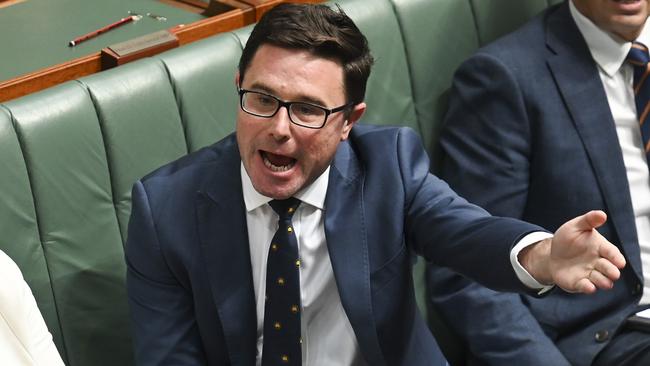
[571,210,607,231]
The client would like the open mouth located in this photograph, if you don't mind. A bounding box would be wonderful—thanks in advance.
[261,151,296,172]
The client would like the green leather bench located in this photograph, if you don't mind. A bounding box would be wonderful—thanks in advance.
[0,0,562,365]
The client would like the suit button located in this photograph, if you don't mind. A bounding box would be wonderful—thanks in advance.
[633,283,642,295]
[595,330,609,343]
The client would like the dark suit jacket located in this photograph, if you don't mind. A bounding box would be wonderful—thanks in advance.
[428,3,645,366]
[126,124,542,365]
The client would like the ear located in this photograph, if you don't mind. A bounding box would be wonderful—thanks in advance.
[235,72,240,88]
[340,102,366,141]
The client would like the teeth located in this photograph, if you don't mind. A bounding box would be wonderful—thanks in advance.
[263,155,294,172]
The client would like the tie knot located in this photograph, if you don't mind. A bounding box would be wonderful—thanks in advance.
[628,42,650,67]
[269,198,300,220]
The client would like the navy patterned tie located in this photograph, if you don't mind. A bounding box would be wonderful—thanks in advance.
[627,41,650,161]
[262,198,302,365]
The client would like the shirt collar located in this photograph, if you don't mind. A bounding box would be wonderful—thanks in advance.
[570,0,650,77]
[241,162,329,212]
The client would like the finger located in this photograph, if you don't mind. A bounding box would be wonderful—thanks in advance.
[571,210,607,231]
[598,243,626,269]
[574,278,596,294]
[593,257,622,281]
[588,269,614,290]
[594,258,621,281]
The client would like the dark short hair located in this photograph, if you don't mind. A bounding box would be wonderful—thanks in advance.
[238,3,374,105]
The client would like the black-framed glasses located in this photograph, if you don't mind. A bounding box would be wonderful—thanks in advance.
[238,88,351,129]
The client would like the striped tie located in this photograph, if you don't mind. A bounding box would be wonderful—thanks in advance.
[627,41,650,159]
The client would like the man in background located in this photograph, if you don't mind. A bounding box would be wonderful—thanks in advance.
[428,0,650,365]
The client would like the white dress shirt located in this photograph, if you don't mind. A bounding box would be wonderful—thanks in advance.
[242,164,365,366]
[570,0,650,304]
[0,250,64,366]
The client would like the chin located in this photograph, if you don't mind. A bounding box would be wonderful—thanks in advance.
[264,189,298,200]
[253,180,300,200]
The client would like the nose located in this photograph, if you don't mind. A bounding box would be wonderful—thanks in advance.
[269,105,292,141]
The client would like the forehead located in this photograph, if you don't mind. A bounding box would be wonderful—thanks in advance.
[242,44,346,103]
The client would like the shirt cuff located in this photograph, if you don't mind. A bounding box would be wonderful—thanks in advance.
[510,231,555,295]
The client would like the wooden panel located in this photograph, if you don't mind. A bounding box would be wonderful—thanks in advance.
[238,0,283,19]
[0,0,26,9]
[0,54,102,103]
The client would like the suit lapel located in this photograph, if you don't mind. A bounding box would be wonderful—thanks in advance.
[545,4,643,278]
[196,138,257,366]
[324,142,385,366]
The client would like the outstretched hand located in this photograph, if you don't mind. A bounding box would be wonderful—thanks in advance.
[520,210,626,294]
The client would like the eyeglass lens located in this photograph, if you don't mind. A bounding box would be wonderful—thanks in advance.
[243,91,327,127]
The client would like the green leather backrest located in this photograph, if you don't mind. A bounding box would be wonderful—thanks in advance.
[3,83,132,366]
[157,33,243,152]
[336,0,419,130]
[379,0,479,358]
[390,0,479,159]
[471,0,551,45]
[232,23,253,48]
[79,59,189,242]
[0,106,63,354]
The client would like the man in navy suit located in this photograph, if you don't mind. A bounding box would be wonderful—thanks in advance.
[428,0,650,365]
[126,3,625,366]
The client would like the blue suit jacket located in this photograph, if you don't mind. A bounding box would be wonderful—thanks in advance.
[428,3,645,366]
[126,124,542,365]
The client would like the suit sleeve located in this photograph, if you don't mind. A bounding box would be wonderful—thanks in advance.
[126,180,207,365]
[396,127,541,293]
[427,53,570,365]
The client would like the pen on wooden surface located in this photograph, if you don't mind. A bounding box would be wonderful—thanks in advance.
[68,16,137,47]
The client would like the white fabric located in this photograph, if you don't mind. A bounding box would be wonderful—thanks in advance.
[241,164,365,366]
[570,0,650,305]
[510,232,555,294]
[0,250,64,365]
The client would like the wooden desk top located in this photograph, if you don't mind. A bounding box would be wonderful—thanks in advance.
[0,0,204,82]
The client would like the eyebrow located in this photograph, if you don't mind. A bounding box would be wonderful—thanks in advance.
[247,82,330,108]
